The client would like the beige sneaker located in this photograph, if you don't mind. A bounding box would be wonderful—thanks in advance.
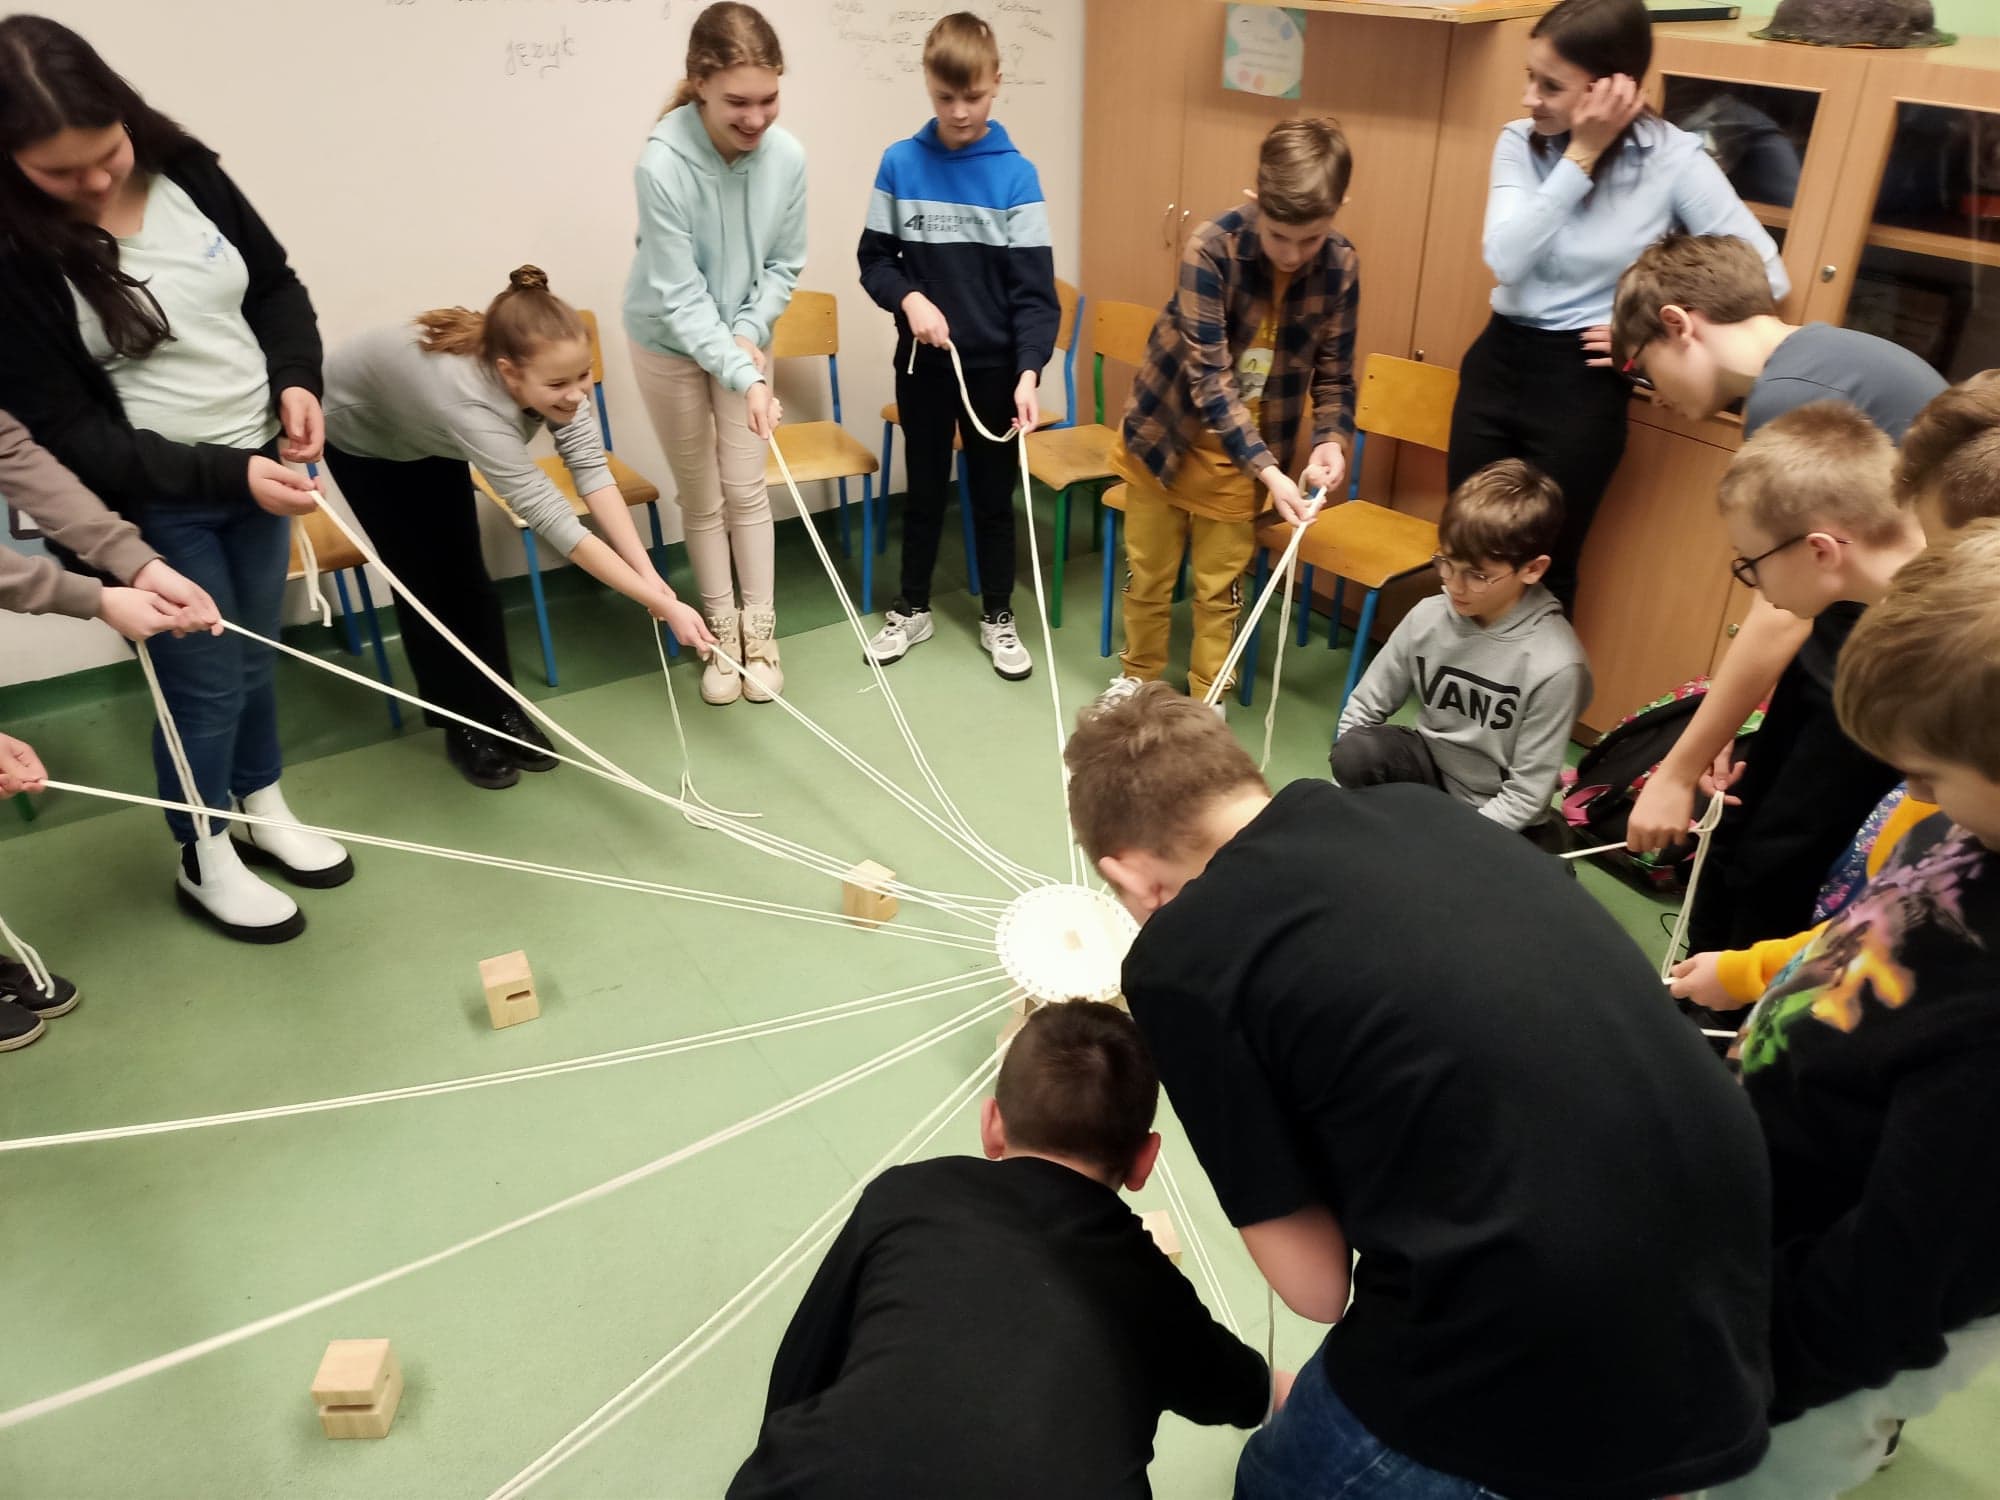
[741,607,783,702]
[702,609,743,706]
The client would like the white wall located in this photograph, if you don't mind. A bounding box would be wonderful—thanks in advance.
[0,0,1082,686]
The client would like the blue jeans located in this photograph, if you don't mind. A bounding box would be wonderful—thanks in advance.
[1236,1351,1504,1500]
[138,501,289,844]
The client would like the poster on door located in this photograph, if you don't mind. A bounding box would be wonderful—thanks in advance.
[1222,5,1305,100]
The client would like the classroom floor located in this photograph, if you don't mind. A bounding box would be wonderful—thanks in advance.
[2,519,1993,1498]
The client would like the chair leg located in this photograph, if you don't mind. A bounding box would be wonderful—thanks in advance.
[1328,578,1348,651]
[353,570,403,731]
[1050,483,1070,629]
[958,456,982,600]
[646,500,666,555]
[1338,587,1383,718]
[1099,507,1121,660]
[836,475,851,558]
[1297,563,1315,648]
[1240,549,1270,709]
[330,571,363,657]
[522,533,558,688]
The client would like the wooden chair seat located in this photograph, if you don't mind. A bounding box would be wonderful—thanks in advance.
[473,454,661,529]
[768,421,879,487]
[1256,500,1438,591]
[1025,422,1117,490]
[287,509,366,578]
[1101,482,1129,512]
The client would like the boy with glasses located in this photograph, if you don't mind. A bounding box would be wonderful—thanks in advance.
[1331,458,1588,850]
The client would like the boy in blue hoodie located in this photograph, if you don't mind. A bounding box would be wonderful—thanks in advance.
[857,11,1060,682]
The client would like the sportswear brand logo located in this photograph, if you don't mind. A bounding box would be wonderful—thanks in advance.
[904,211,979,234]
[1415,657,1521,732]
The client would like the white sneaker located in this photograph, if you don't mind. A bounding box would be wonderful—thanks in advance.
[864,601,933,667]
[741,606,782,703]
[176,832,304,943]
[703,609,743,706]
[979,610,1032,681]
[233,783,354,888]
[1096,675,1145,708]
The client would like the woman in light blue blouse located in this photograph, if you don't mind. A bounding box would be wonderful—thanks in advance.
[1446,0,1786,612]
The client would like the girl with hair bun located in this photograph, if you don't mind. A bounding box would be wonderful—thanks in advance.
[323,266,713,792]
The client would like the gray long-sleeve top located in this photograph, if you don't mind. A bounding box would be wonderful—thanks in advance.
[322,326,611,555]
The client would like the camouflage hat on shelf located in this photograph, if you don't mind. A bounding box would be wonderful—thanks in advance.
[1753,0,1953,47]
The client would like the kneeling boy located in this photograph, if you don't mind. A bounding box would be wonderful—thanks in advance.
[728,1001,1271,1499]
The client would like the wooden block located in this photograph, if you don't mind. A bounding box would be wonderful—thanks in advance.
[840,860,899,928]
[1142,1209,1183,1267]
[312,1339,403,1440]
[478,949,539,1029]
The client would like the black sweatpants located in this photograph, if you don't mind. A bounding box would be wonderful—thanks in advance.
[1329,723,1573,857]
[1447,314,1633,613]
[1685,655,1902,953]
[323,444,518,732]
[896,347,1017,615]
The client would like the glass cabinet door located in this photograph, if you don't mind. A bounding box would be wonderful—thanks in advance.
[1661,76,1819,250]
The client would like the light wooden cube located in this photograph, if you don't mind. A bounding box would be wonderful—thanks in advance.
[311,1339,403,1440]
[1142,1209,1183,1267]
[478,949,539,1029]
[840,861,899,928]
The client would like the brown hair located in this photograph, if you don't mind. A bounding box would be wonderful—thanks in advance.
[1257,118,1351,226]
[1716,401,1906,546]
[1897,370,2000,535]
[1527,0,1655,183]
[1064,681,1267,863]
[414,265,585,368]
[995,1001,1158,1180]
[1439,460,1566,567]
[665,2,783,116]
[1836,519,2000,780]
[923,12,1000,91]
[1611,231,1778,364]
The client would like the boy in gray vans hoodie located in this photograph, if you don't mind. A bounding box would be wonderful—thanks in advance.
[1331,459,1590,845]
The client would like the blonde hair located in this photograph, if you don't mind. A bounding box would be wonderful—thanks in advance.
[1256,117,1351,225]
[1611,231,1777,364]
[666,2,783,115]
[1716,401,1905,546]
[1439,460,1566,567]
[924,12,1000,90]
[1063,681,1267,862]
[1897,370,2000,535]
[1837,519,2000,780]
[415,265,585,368]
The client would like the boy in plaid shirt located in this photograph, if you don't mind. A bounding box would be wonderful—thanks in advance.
[1103,118,1359,707]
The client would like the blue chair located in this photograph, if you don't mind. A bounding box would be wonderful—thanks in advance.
[288,508,401,730]
[472,309,676,688]
[761,290,880,591]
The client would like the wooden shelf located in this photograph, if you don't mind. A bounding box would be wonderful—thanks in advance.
[1223,0,1554,23]
[1744,198,1793,231]
[1863,222,2000,269]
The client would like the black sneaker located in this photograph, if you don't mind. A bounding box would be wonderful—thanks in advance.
[496,707,559,772]
[0,954,79,1018]
[0,997,45,1052]
[445,725,520,790]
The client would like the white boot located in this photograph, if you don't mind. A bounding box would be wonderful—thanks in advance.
[741,607,783,703]
[703,609,743,706]
[234,783,354,888]
[176,832,305,944]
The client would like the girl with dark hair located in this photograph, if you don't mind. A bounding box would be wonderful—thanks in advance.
[1446,0,1787,612]
[0,14,348,944]
[322,267,714,790]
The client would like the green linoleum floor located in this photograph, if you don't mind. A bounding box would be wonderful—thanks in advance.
[1,530,1992,1498]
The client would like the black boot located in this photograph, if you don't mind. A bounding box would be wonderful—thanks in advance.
[445,726,520,790]
[496,707,559,772]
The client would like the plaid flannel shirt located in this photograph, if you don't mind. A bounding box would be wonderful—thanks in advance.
[1120,206,1359,489]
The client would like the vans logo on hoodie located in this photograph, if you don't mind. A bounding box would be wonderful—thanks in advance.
[1416,657,1521,732]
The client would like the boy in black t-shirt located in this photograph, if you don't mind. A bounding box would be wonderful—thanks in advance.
[1064,682,1774,1500]
[1702,523,2000,1499]
[728,1002,1271,1500]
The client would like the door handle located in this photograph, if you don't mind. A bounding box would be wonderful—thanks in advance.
[1160,202,1176,248]
[1819,264,1838,283]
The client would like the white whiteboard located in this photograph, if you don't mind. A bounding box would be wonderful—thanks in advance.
[3,0,1082,684]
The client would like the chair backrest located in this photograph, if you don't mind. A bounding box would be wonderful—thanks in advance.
[288,509,363,579]
[1354,354,1458,453]
[1091,298,1158,371]
[771,290,840,361]
[1055,278,1080,353]
[576,308,607,384]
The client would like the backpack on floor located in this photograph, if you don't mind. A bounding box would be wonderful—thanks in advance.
[1558,678,1766,895]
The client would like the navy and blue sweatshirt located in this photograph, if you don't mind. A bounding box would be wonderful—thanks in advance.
[856,120,1059,376]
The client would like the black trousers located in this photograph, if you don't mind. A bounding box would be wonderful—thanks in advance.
[323,444,517,731]
[1685,655,1901,953]
[1447,314,1633,613]
[1329,723,1573,856]
[896,349,1018,614]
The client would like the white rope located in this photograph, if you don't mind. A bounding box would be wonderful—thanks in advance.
[291,517,333,629]
[1201,516,1312,713]
[0,911,54,998]
[1660,789,1728,982]
[0,966,1008,1155]
[1155,1148,1241,1339]
[1259,535,1302,773]
[765,432,1046,891]
[40,780,995,954]
[0,990,1013,1434]
[135,640,210,841]
[940,341,1080,885]
[651,624,759,825]
[487,1046,1005,1498]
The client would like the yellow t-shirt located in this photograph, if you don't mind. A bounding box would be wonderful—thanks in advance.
[1113,271,1292,524]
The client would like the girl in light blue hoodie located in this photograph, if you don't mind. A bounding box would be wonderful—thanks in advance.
[624,2,805,708]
